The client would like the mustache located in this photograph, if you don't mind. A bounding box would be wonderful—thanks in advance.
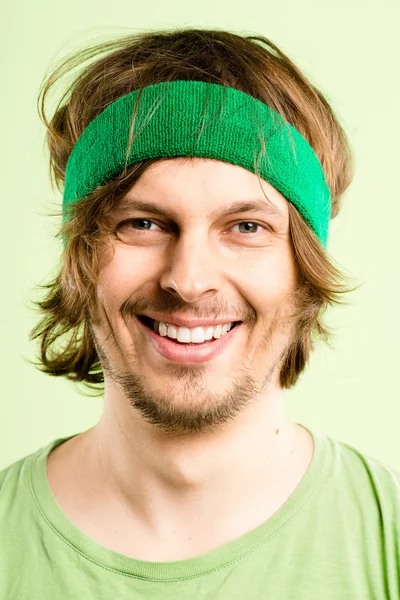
[120,297,256,325]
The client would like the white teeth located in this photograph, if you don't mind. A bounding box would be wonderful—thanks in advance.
[159,322,167,337]
[153,320,236,343]
[204,327,213,340]
[167,324,177,339]
[176,327,191,343]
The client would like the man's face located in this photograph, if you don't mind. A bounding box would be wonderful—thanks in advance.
[90,158,299,434]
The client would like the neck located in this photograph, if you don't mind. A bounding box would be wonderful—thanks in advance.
[85,388,309,523]
[47,387,314,560]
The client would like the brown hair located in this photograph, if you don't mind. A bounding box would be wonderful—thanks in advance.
[29,27,362,394]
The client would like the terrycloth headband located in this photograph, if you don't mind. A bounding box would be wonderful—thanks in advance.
[63,79,331,247]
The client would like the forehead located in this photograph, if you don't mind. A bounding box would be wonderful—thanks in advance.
[117,157,289,221]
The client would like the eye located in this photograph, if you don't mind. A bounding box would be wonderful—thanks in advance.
[230,222,267,235]
[117,218,163,232]
[114,218,270,241]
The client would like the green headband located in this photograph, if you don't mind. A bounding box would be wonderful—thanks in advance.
[63,79,331,247]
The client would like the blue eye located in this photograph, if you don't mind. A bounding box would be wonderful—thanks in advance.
[118,219,162,231]
[231,222,264,234]
[118,219,266,233]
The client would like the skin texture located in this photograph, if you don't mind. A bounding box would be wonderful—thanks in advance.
[47,158,314,561]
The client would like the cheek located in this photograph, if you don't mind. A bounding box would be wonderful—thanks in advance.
[98,248,155,300]
[234,251,297,307]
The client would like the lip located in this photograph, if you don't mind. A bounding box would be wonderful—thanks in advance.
[135,316,242,364]
[139,314,240,329]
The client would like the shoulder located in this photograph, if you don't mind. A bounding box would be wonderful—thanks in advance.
[333,434,400,481]
[0,448,40,513]
[0,438,64,514]
[0,451,32,488]
[327,432,400,513]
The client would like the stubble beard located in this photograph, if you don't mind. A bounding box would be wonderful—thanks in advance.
[88,318,291,436]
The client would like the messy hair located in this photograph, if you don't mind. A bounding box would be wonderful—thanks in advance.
[29,27,362,393]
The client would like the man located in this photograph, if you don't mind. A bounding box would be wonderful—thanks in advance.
[1,28,399,599]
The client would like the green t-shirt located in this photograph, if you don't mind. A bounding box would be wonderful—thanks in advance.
[0,424,399,599]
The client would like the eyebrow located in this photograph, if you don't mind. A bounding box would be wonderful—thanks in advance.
[115,197,286,221]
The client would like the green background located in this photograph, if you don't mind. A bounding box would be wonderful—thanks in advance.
[1,0,399,470]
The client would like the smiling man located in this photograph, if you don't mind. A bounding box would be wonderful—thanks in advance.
[46,157,313,564]
[89,158,300,439]
[1,28,399,600]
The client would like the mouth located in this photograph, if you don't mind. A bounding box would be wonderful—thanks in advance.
[137,315,241,344]
[135,315,243,364]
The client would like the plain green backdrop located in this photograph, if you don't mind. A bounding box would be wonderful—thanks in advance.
[1,0,399,470]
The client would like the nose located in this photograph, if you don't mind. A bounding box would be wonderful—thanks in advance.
[159,230,222,303]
